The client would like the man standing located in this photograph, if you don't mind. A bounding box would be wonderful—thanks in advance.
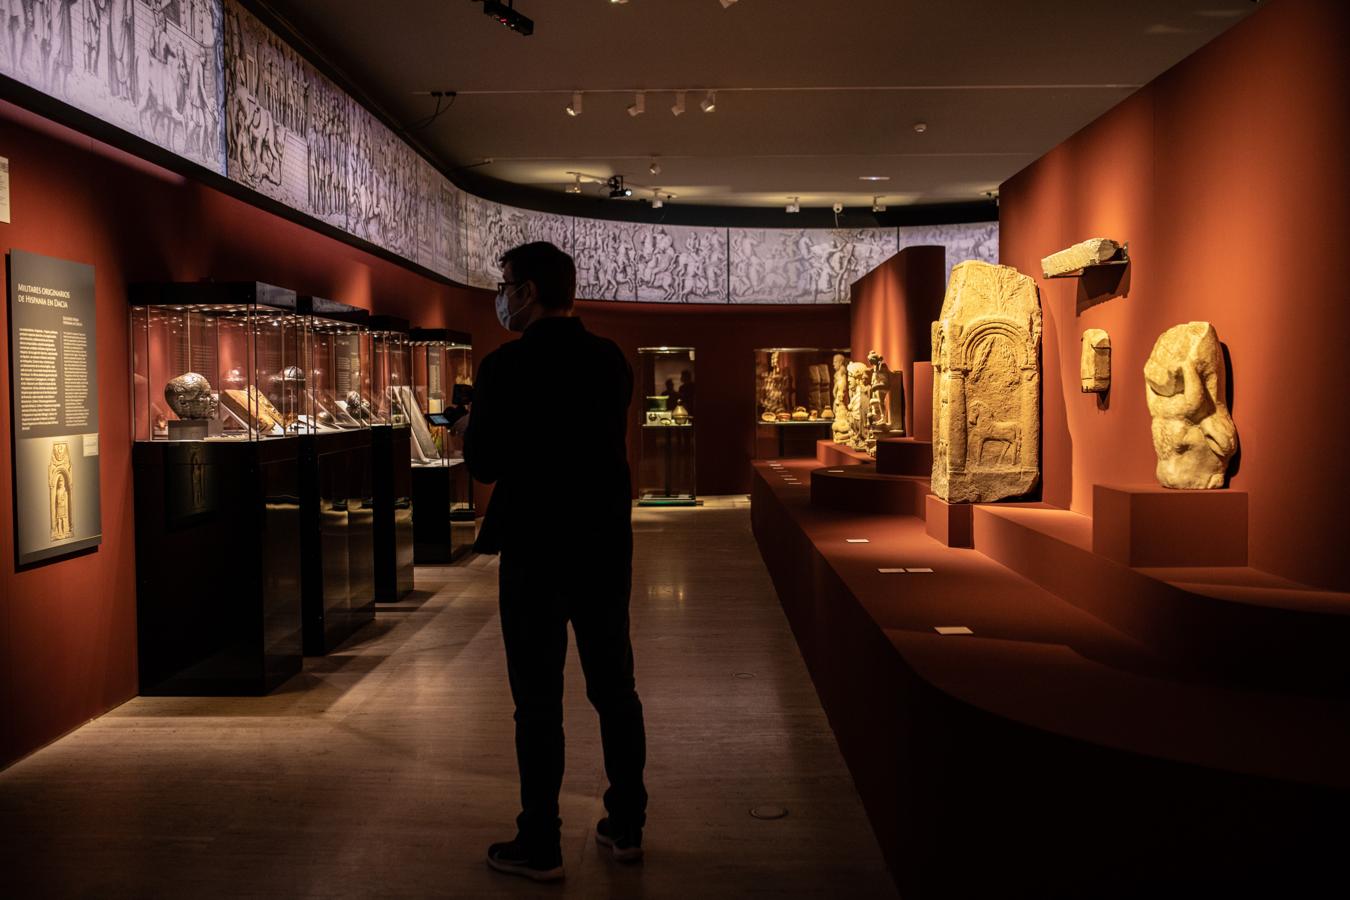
[466,242,647,883]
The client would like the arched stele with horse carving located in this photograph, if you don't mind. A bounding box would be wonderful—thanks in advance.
[930,261,1042,503]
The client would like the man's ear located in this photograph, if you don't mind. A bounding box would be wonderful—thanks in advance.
[520,279,539,305]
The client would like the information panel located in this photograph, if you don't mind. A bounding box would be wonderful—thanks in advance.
[7,250,101,566]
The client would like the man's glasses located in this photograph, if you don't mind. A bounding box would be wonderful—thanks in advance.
[497,281,521,294]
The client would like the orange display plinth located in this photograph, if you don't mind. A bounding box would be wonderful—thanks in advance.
[815,440,872,467]
[925,494,973,548]
[810,464,928,517]
[875,437,932,477]
[1093,484,1247,567]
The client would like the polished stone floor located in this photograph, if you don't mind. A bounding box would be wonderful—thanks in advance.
[0,501,895,898]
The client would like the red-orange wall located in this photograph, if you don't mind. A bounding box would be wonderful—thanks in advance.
[848,246,946,435]
[0,98,845,767]
[999,0,1350,591]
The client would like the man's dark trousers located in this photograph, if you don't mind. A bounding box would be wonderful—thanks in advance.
[499,547,648,851]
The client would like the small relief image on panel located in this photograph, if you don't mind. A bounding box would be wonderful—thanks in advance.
[634,223,727,304]
[0,0,227,174]
[465,197,573,290]
[574,219,639,302]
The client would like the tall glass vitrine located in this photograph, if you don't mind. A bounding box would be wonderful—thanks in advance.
[408,328,476,561]
[753,347,850,458]
[637,346,697,506]
[128,282,305,695]
[369,316,414,601]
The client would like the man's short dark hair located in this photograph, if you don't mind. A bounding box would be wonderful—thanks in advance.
[500,242,576,311]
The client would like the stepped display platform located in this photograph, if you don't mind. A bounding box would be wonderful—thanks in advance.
[752,458,1350,898]
[814,440,873,467]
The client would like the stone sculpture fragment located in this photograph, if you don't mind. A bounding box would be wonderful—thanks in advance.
[1041,238,1124,278]
[1080,329,1111,393]
[930,261,1042,502]
[1144,321,1237,489]
[164,372,218,420]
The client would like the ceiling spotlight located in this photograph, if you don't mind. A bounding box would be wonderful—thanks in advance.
[651,190,664,209]
[607,175,633,199]
[649,160,661,175]
[871,196,887,213]
[565,91,582,116]
[482,0,534,36]
[719,0,738,7]
[913,121,928,133]
[627,92,646,117]
[565,173,583,194]
[700,90,716,113]
[671,91,686,116]
[858,175,890,182]
[610,0,628,4]
[785,196,800,214]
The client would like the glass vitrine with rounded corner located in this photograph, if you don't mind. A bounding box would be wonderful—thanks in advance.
[753,347,850,458]
[637,346,696,505]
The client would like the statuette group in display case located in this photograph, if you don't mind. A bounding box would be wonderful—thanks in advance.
[1080,329,1111,393]
[931,261,1042,503]
[1144,321,1237,490]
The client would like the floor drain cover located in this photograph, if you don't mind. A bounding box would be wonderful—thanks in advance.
[733,672,756,680]
[750,805,789,820]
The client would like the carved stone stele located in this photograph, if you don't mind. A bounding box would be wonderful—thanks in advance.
[1080,329,1111,393]
[1041,238,1122,278]
[1144,322,1237,490]
[930,261,1042,503]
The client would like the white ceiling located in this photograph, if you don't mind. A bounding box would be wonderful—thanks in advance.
[258,0,1256,210]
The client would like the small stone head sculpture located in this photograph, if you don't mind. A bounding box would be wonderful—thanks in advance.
[1144,322,1237,490]
[164,372,218,420]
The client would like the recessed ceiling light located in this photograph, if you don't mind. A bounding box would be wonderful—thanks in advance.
[913,121,928,133]
[565,91,582,116]
[719,0,738,7]
[858,175,890,182]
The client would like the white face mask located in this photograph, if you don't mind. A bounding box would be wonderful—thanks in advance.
[494,284,531,332]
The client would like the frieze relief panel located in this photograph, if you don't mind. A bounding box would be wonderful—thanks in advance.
[633,223,727,304]
[574,219,640,302]
[899,222,1000,285]
[729,228,897,304]
[2,0,226,173]
[224,0,347,228]
[465,196,573,289]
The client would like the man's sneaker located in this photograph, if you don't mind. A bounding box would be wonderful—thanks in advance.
[595,818,644,863]
[485,840,564,882]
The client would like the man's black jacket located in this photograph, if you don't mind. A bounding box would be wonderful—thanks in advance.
[465,316,634,557]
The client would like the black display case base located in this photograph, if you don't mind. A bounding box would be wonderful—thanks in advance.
[412,461,475,564]
[371,425,414,601]
[133,438,303,696]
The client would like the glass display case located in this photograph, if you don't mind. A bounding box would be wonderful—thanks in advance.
[368,316,414,601]
[301,297,372,433]
[407,328,476,562]
[754,347,850,458]
[294,297,374,655]
[127,282,304,696]
[637,346,697,506]
[131,283,304,441]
